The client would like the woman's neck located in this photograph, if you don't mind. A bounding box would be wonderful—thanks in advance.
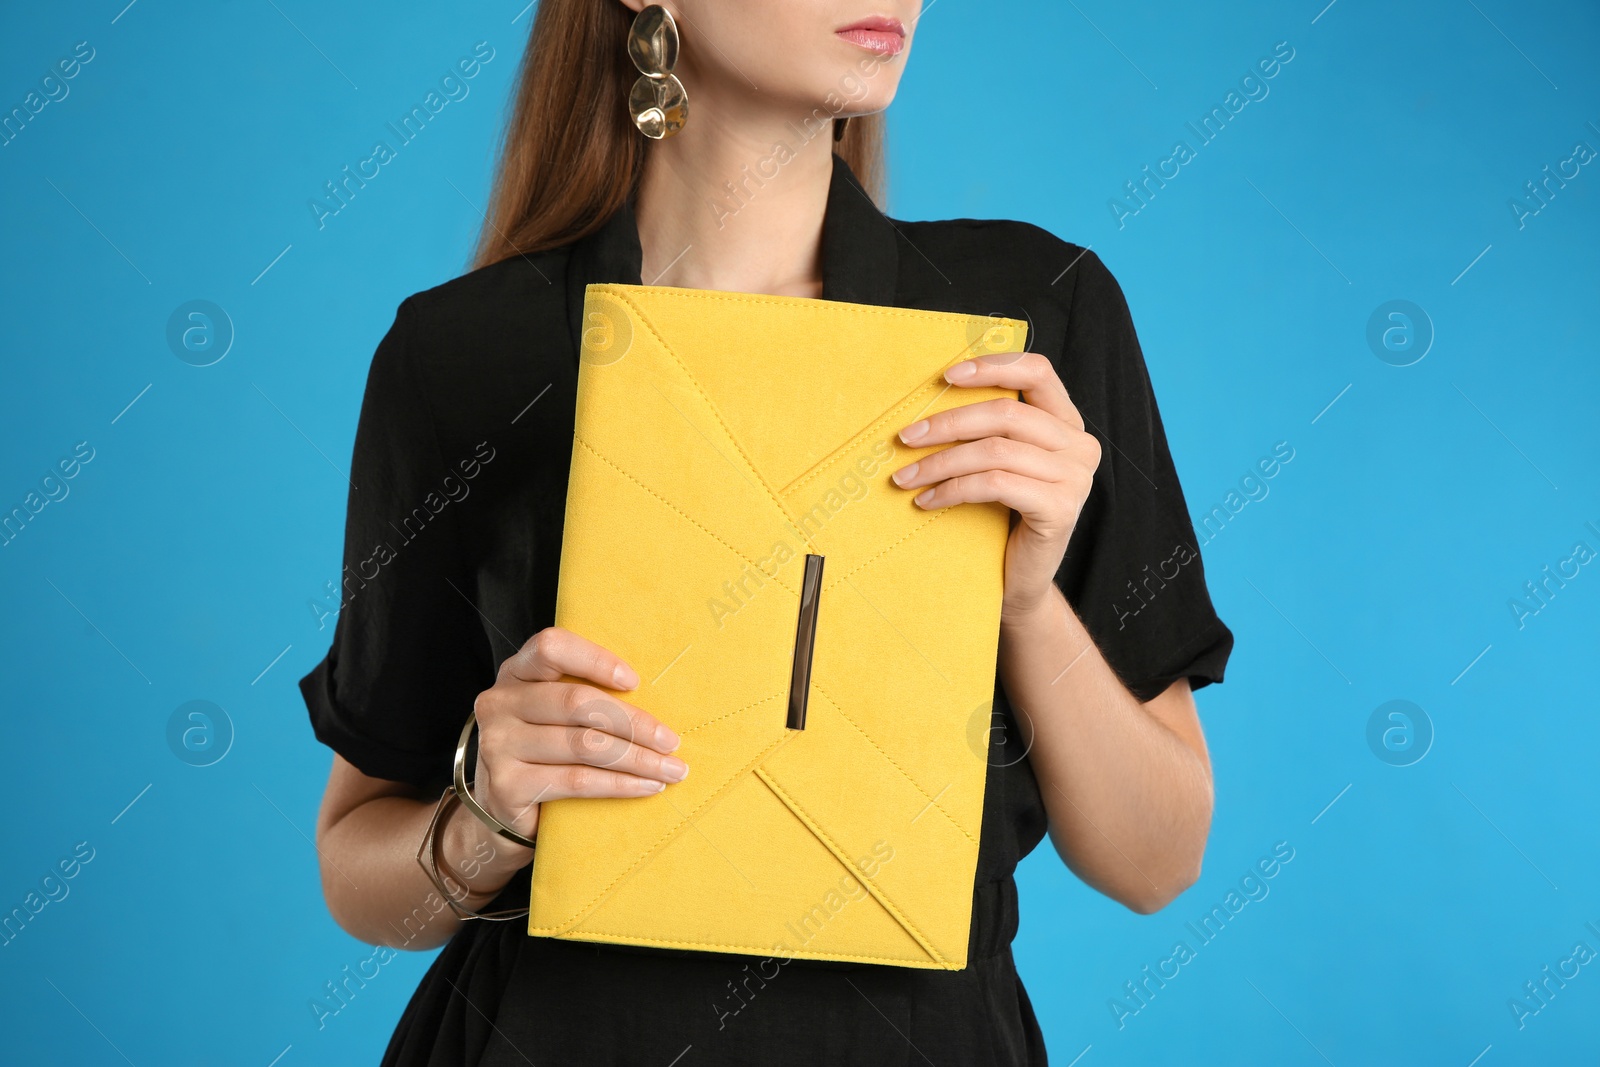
[631,110,836,298]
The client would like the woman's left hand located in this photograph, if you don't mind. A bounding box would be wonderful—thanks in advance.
[892,352,1102,625]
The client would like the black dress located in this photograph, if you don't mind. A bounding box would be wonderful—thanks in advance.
[299,152,1233,1066]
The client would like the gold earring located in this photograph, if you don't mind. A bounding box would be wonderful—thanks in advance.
[627,5,688,139]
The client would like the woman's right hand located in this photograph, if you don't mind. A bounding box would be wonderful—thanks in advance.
[467,626,689,853]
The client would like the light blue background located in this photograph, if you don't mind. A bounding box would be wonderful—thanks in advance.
[2,1,1596,1064]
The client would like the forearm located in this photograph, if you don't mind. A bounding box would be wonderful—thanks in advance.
[998,584,1213,912]
[318,790,530,950]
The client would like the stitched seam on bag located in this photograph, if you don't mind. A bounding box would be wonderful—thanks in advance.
[595,283,1027,327]
[811,685,978,847]
[540,733,795,934]
[781,376,1018,504]
[823,509,954,594]
[551,928,945,967]
[605,287,818,554]
[779,380,939,498]
[574,436,801,600]
[754,766,951,968]
[681,692,783,735]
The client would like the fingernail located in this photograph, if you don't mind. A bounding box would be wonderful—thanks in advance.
[613,663,639,689]
[914,489,935,508]
[656,724,681,752]
[899,419,928,444]
[661,757,690,782]
[890,462,918,487]
[642,779,666,794]
[944,360,977,382]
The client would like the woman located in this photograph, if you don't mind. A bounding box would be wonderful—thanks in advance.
[300,1,1233,1062]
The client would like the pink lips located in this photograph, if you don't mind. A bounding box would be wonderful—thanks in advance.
[836,16,906,56]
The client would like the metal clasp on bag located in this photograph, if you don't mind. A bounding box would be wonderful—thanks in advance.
[786,554,825,730]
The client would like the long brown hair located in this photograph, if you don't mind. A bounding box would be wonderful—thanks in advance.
[470,0,886,270]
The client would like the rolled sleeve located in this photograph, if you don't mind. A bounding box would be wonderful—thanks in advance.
[1049,251,1234,703]
[298,298,495,790]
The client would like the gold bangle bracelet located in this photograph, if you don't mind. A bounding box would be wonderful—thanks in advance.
[414,788,528,922]
[452,710,539,850]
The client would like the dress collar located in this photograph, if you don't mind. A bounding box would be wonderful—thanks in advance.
[563,151,899,357]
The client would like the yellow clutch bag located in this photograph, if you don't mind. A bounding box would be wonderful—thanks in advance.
[528,283,1029,970]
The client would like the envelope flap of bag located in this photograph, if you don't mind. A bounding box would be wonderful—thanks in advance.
[617,287,1027,491]
[530,283,1027,969]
